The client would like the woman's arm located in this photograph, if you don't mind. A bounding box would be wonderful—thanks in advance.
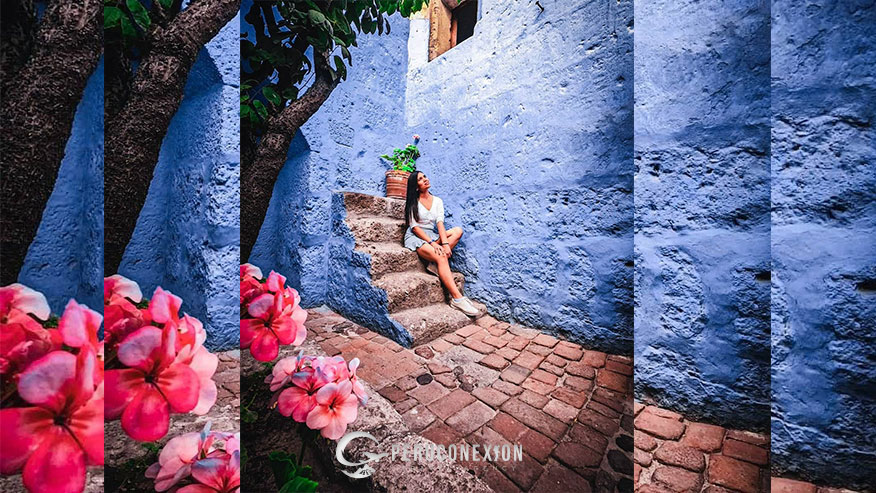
[412,226,444,256]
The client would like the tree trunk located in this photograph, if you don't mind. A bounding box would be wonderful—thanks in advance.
[104,0,240,274]
[240,52,339,262]
[0,0,101,285]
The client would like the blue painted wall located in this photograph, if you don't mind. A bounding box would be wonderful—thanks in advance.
[20,60,104,314]
[251,0,635,355]
[770,0,876,487]
[633,0,771,431]
[121,14,240,351]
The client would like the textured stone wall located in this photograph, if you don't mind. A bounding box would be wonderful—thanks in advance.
[19,61,104,313]
[633,0,771,431]
[121,15,240,351]
[770,0,876,487]
[253,0,635,356]
[405,0,634,355]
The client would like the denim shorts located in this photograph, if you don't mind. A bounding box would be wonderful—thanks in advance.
[403,226,441,251]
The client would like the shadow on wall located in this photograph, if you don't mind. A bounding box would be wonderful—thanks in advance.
[251,0,635,356]
[121,15,240,351]
[20,60,104,313]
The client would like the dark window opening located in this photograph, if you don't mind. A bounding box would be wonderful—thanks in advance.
[428,0,478,61]
[452,1,478,46]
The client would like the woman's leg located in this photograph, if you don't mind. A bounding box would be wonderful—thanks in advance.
[446,227,463,251]
[416,245,462,299]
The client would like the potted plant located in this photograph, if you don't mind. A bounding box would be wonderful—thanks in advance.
[381,135,420,199]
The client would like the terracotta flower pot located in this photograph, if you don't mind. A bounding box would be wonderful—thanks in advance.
[385,170,411,199]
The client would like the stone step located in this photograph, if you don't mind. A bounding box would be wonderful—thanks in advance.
[391,303,480,347]
[356,241,423,276]
[346,215,406,243]
[343,192,405,220]
[373,271,464,313]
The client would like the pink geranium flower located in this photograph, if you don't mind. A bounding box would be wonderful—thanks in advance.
[0,284,61,380]
[105,325,201,441]
[240,291,306,362]
[145,423,234,492]
[0,348,103,493]
[305,380,360,440]
[104,275,146,352]
[278,366,330,422]
[178,451,241,493]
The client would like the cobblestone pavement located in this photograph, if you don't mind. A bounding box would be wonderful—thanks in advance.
[307,308,635,492]
[634,402,770,492]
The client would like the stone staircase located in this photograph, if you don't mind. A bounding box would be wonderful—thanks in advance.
[340,192,485,346]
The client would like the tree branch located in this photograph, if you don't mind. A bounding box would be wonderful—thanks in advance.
[240,50,339,261]
[104,0,240,274]
[0,0,102,285]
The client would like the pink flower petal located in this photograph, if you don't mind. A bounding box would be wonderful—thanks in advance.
[16,351,76,414]
[155,363,200,413]
[239,318,262,348]
[192,378,218,415]
[117,326,162,372]
[69,392,104,466]
[240,263,262,280]
[246,293,273,319]
[266,271,287,292]
[271,317,297,345]
[188,346,219,380]
[104,368,147,420]
[335,391,360,425]
[6,283,51,320]
[121,385,170,442]
[277,386,316,422]
[305,403,332,430]
[105,274,143,302]
[249,330,279,362]
[0,407,53,474]
[148,287,183,325]
[22,427,86,493]
[319,416,349,440]
[58,299,102,349]
[191,457,226,490]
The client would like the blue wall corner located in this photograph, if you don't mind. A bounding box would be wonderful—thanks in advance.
[20,59,104,314]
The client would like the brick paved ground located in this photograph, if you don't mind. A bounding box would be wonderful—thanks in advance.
[309,308,635,492]
[634,402,770,492]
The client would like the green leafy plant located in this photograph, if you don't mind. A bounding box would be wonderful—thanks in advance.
[269,450,319,493]
[240,0,427,150]
[381,136,421,172]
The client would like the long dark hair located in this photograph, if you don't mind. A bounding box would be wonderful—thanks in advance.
[403,171,422,228]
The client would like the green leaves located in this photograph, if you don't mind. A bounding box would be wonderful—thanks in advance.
[269,451,318,493]
[241,0,428,144]
[262,86,282,106]
[381,142,421,172]
[104,6,123,28]
[126,0,150,29]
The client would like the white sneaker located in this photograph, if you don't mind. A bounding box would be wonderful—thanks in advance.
[425,262,439,276]
[450,297,479,317]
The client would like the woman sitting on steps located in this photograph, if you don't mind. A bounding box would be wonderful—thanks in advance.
[402,171,480,317]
